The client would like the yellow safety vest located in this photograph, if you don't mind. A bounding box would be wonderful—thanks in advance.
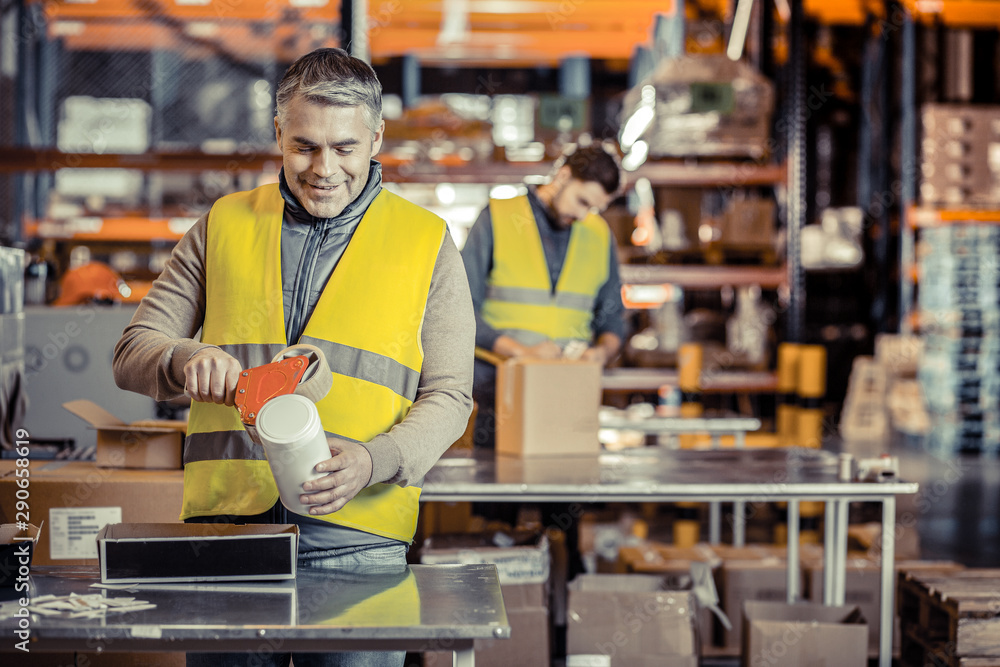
[183,183,444,543]
[481,195,610,345]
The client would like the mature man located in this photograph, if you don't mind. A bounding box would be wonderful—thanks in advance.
[461,143,625,449]
[113,48,474,667]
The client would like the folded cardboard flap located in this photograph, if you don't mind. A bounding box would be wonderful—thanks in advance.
[63,399,127,427]
[64,400,188,434]
[0,522,40,544]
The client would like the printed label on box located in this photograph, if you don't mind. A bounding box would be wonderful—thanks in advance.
[50,507,122,559]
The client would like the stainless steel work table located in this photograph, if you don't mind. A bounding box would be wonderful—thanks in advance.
[0,564,509,667]
[421,447,918,667]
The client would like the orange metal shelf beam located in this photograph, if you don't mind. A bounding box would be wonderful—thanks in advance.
[25,217,190,242]
[38,0,338,23]
[54,21,338,60]
[370,28,652,60]
[901,0,1000,27]
[908,206,1000,228]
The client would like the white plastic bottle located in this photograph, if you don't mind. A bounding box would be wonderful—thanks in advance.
[255,393,330,516]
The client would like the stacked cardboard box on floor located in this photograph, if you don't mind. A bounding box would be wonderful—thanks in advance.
[420,531,551,667]
[715,543,797,654]
[616,542,720,653]
[566,573,699,667]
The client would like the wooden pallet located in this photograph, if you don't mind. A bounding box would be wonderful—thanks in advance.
[901,625,1000,667]
[898,569,1000,665]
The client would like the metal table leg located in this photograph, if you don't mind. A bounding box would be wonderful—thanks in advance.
[710,502,721,544]
[879,496,896,667]
[733,501,746,546]
[823,500,836,605]
[733,431,746,546]
[832,499,849,605]
[453,641,476,667]
[786,499,800,603]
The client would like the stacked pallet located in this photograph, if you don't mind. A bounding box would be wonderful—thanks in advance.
[898,568,1000,666]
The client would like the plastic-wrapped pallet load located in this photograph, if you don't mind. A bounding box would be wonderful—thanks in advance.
[917,223,1000,455]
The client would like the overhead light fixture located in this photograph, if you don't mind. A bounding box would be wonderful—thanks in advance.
[622,140,649,172]
[435,183,457,206]
[726,0,755,61]
[490,185,520,200]
[619,85,657,150]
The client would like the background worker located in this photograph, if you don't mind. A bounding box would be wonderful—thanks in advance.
[461,143,626,450]
[113,47,474,667]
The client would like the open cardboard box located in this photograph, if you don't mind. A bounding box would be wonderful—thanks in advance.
[63,399,185,469]
[97,523,298,584]
[741,600,867,667]
[0,523,40,586]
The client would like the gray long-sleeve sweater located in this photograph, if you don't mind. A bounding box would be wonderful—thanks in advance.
[113,163,474,549]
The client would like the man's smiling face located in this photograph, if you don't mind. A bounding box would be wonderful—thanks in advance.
[275,95,384,218]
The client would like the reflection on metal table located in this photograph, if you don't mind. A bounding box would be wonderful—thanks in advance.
[598,411,764,544]
[421,447,918,667]
[0,564,509,667]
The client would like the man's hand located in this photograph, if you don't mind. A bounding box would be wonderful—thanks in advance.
[581,346,608,366]
[522,340,563,359]
[299,437,374,515]
[183,348,243,406]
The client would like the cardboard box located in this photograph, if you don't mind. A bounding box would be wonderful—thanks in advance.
[0,461,184,566]
[0,523,39,586]
[567,574,698,667]
[718,552,789,653]
[63,399,185,469]
[495,358,602,457]
[741,600,867,667]
[424,606,549,667]
[97,523,298,584]
[616,542,720,652]
[421,531,550,667]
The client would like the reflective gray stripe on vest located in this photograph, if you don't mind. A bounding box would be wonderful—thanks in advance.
[555,292,596,310]
[220,339,419,402]
[301,335,420,401]
[184,429,358,464]
[486,285,595,312]
[218,343,289,370]
[184,431,263,464]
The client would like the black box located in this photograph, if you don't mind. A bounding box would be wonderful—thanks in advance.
[97,523,298,584]
[0,523,39,586]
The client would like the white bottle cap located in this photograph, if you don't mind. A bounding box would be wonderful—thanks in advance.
[257,393,322,446]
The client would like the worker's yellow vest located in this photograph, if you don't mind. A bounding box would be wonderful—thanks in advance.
[183,183,444,543]
[481,195,610,345]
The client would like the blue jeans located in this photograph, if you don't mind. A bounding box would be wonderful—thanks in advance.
[185,543,408,667]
